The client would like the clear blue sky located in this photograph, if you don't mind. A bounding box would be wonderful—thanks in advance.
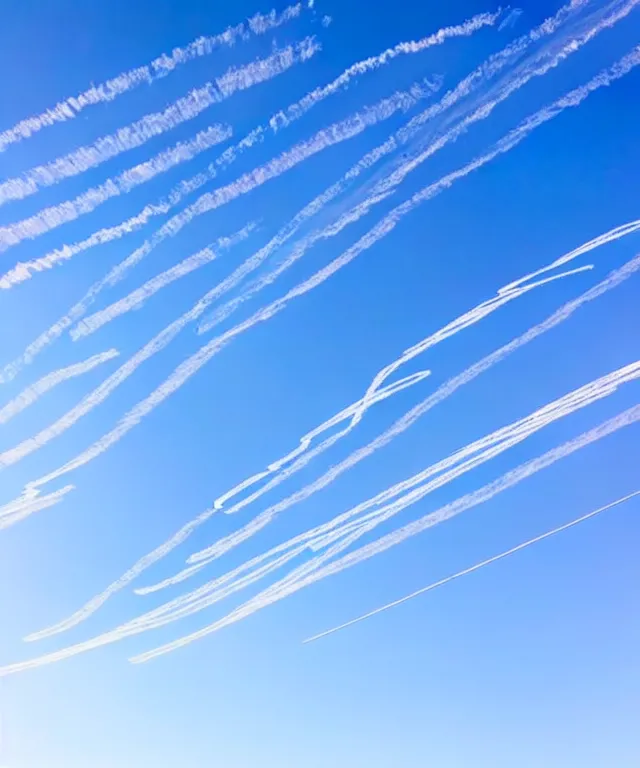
[0,1,638,766]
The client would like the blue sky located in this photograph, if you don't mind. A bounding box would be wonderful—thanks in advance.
[0,0,638,765]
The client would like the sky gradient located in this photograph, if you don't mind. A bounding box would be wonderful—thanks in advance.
[0,1,638,766]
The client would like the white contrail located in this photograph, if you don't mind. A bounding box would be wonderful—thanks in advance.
[196,0,639,336]
[130,403,640,664]
[0,3,305,154]
[27,252,640,642]
[181,256,640,571]
[0,123,232,244]
[184,356,640,572]
[0,224,261,470]
[68,79,439,316]
[0,0,596,294]
[190,39,640,380]
[0,485,75,530]
[5,400,638,676]
[70,223,256,339]
[303,490,640,643]
[167,0,633,338]
[0,38,320,248]
[16,43,640,632]
[66,80,440,342]
[0,79,441,377]
[268,9,501,131]
[0,7,500,288]
[0,349,119,425]
[136,358,640,603]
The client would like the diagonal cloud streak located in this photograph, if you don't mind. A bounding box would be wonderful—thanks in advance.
[0,349,119,425]
[0,3,305,153]
[3,397,638,674]
[27,249,640,640]
[0,38,319,246]
[303,489,640,643]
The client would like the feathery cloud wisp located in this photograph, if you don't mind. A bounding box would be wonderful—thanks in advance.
[70,223,255,339]
[196,0,639,336]
[0,3,305,153]
[0,349,119,425]
[0,7,499,288]
[0,38,319,249]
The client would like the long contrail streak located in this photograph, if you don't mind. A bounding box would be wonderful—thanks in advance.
[0,6,497,286]
[27,252,640,641]
[181,358,640,576]
[0,0,600,306]
[0,3,305,153]
[0,40,634,483]
[195,0,639,336]
[15,44,640,633]
[0,349,119,425]
[68,223,256,339]
[130,404,640,664]
[303,490,640,643]
[0,38,319,247]
[2,402,636,675]
[0,228,255,470]
[185,252,640,575]
[129,359,640,610]
[0,78,441,376]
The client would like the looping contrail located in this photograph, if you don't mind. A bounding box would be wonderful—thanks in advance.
[11,33,640,640]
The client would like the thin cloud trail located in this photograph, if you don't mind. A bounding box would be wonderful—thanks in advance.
[0,123,233,245]
[28,253,640,641]
[304,490,640,644]
[123,36,640,359]
[293,363,640,555]
[182,255,640,570]
[137,358,640,603]
[309,0,596,217]
[184,356,640,574]
[0,486,75,531]
[25,370,433,639]
[267,9,502,131]
[0,127,264,291]
[0,38,320,247]
[0,0,599,306]
[133,369,434,596]
[2,0,636,672]
[0,78,442,380]
[130,0,622,339]
[0,9,499,205]
[0,226,262,470]
[309,0,640,279]
[373,0,639,201]
[0,3,305,154]
[66,79,439,319]
[0,0,586,313]
[0,7,501,289]
[130,404,640,665]
[0,349,119,425]
[8,401,639,675]
[69,223,256,339]
[160,269,593,585]
[196,0,639,336]
[19,46,640,631]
